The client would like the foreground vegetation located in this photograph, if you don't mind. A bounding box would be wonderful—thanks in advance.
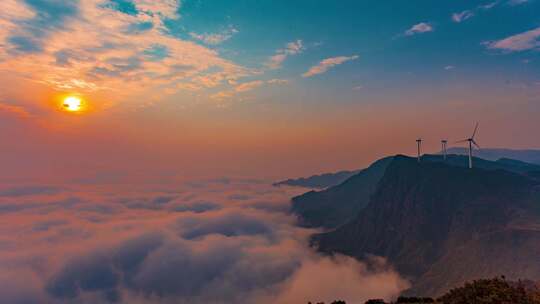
[309,277,540,304]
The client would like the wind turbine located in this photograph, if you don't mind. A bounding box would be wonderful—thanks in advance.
[441,140,448,160]
[416,138,422,163]
[455,123,480,169]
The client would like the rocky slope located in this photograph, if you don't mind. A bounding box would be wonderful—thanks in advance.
[291,156,394,228]
[311,156,540,296]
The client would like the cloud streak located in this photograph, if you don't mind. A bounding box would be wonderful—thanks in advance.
[210,79,287,100]
[405,22,434,36]
[190,27,239,45]
[266,40,304,69]
[452,10,475,23]
[507,0,530,6]
[0,102,32,118]
[302,55,359,78]
[485,27,540,52]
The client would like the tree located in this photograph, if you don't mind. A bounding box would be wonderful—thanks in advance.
[438,277,540,304]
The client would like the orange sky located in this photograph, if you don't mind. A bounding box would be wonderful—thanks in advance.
[1,75,539,183]
[1,0,539,183]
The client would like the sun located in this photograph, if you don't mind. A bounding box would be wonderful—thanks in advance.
[63,96,83,112]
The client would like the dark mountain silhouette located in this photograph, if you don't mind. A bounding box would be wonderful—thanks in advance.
[273,170,360,189]
[291,156,394,228]
[291,154,540,230]
[277,148,540,190]
[446,148,540,164]
[311,156,540,296]
[276,148,540,189]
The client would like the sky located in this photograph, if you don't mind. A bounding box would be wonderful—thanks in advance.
[0,0,539,182]
[0,1,539,303]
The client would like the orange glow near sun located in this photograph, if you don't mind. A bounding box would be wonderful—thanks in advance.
[62,96,83,112]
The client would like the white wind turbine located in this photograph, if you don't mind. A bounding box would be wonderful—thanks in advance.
[455,123,480,169]
[416,138,422,163]
[441,140,448,160]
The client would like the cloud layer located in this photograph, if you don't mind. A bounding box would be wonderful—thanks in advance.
[0,179,408,303]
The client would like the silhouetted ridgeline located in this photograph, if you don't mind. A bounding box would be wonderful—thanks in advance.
[293,155,540,296]
[278,148,540,190]
[274,170,360,189]
[291,154,540,230]
[446,148,540,164]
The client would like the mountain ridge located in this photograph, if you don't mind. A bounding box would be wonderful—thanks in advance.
[311,155,540,296]
[291,154,540,230]
[275,148,540,190]
[273,169,360,189]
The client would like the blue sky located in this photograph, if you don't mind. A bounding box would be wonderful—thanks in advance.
[173,0,539,84]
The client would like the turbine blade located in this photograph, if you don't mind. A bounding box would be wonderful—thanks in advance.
[454,139,469,143]
[472,122,479,139]
[472,139,481,149]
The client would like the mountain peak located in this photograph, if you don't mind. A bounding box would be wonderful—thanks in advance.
[310,155,540,296]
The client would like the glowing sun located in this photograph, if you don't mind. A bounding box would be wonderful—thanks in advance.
[63,96,83,112]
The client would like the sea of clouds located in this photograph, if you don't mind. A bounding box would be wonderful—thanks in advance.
[0,178,408,303]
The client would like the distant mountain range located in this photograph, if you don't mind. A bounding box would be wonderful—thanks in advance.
[446,148,540,164]
[273,170,360,189]
[303,155,540,296]
[275,148,540,190]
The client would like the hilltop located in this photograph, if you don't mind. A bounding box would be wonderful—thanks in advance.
[291,154,540,229]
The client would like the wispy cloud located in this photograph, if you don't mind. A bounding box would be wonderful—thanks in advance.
[444,65,456,70]
[485,27,540,52]
[211,79,288,100]
[302,55,359,78]
[478,1,500,9]
[267,79,289,85]
[190,27,238,45]
[507,0,529,5]
[0,103,32,118]
[210,80,263,100]
[235,80,264,92]
[451,1,501,24]
[132,0,180,19]
[452,10,475,23]
[266,40,304,69]
[405,22,434,36]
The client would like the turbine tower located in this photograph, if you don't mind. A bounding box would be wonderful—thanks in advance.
[416,138,422,163]
[441,140,448,160]
[456,123,480,169]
